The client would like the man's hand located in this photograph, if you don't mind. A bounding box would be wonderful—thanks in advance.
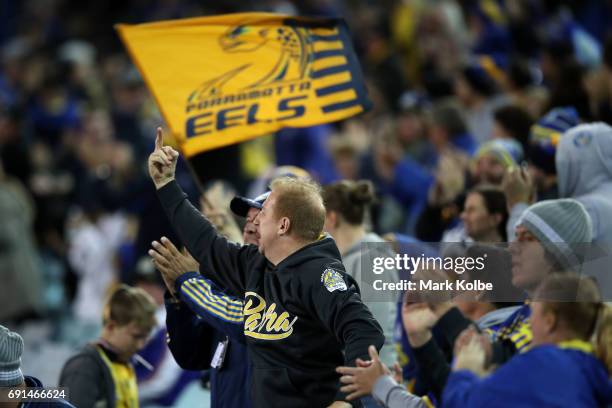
[502,165,534,210]
[336,345,388,401]
[402,303,437,347]
[429,149,468,205]
[149,236,199,294]
[453,327,491,376]
[148,127,179,189]
[200,182,244,243]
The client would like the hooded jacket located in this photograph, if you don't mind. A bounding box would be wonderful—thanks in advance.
[556,123,612,244]
[157,180,384,408]
[443,341,612,407]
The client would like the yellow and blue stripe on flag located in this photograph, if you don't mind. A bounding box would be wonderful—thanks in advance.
[116,13,371,157]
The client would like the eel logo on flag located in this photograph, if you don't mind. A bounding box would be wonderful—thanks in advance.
[116,13,371,157]
[191,25,312,98]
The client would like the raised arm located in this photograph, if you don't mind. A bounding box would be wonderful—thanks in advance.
[148,127,257,295]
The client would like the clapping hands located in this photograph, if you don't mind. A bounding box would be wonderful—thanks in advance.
[453,326,492,377]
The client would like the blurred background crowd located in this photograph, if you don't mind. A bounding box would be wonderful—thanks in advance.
[1,0,612,406]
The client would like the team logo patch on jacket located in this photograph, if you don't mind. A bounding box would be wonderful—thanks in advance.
[321,268,347,292]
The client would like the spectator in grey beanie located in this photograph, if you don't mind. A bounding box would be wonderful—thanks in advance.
[0,325,75,407]
[366,199,594,404]
[474,199,594,367]
[514,198,593,289]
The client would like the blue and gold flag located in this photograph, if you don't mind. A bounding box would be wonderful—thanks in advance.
[116,13,371,157]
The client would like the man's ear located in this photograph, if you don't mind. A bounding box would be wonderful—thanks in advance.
[328,211,339,229]
[279,217,291,236]
[544,309,557,334]
[105,319,116,332]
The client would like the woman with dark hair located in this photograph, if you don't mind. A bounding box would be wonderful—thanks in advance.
[322,180,399,369]
[460,186,508,242]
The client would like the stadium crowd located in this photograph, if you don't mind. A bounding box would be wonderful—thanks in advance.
[1,0,612,407]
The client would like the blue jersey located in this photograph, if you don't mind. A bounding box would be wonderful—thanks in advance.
[444,341,612,407]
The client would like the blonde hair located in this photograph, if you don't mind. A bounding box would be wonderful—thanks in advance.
[102,284,157,330]
[270,177,325,242]
[594,305,612,374]
[536,275,612,373]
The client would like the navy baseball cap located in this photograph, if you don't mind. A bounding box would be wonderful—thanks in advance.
[230,191,270,217]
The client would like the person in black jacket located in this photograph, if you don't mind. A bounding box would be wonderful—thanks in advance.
[148,127,385,408]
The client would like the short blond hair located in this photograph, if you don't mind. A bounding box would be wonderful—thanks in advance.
[102,285,157,330]
[270,177,325,242]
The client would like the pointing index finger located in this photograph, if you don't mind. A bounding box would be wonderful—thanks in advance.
[155,127,164,151]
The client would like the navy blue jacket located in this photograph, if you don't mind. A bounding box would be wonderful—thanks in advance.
[165,273,250,408]
[443,341,612,407]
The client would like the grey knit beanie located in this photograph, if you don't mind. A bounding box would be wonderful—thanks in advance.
[0,325,24,387]
[517,199,593,270]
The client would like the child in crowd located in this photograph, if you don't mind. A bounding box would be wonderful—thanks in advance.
[59,285,157,408]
